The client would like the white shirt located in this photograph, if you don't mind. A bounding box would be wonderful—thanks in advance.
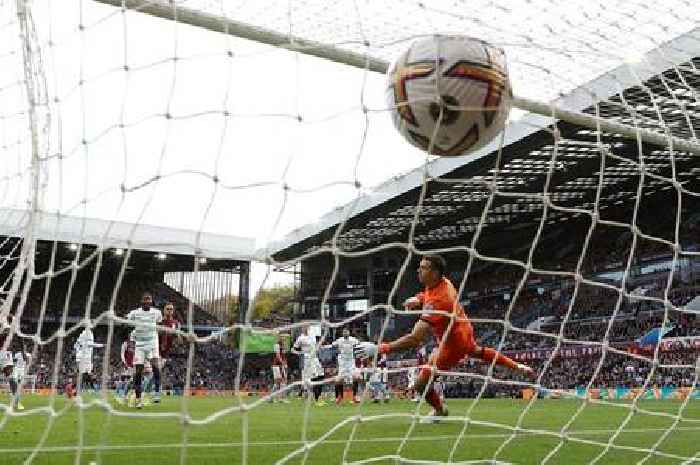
[13,351,30,371]
[294,334,318,360]
[75,329,103,360]
[294,334,324,378]
[126,307,163,348]
[333,336,359,362]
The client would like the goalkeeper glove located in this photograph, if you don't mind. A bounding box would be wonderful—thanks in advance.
[354,342,390,359]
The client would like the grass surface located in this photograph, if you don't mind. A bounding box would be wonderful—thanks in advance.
[1,394,699,464]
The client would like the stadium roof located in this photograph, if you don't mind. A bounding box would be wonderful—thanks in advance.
[268,28,700,263]
[0,207,256,262]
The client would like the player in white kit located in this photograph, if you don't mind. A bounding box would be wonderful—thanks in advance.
[74,326,104,394]
[11,346,32,410]
[1,313,22,410]
[292,326,325,406]
[325,329,360,404]
[126,292,163,409]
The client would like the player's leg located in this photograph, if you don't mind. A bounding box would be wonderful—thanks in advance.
[335,364,350,404]
[114,376,125,404]
[124,371,135,406]
[351,376,360,403]
[4,366,19,409]
[77,359,93,395]
[83,372,95,393]
[132,347,146,408]
[410,368,420,402]
[271,365,281,403]
[415,347,463,421]
[133,363,145,408]
[12,369,25,410]
[150,356,162,403]
[311,375,324,405]
[370,381,380,403]
[75,362,83,395]
[279,366,290,403]
[380,371,390,403]
[119,374,128,397]
[334,377,344,404]
[466,324,533,376]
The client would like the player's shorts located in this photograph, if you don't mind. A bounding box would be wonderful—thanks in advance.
[12,368,25,382]
[134,345,160,365]
[419,329,475,379]
[302,359,324,382]
[272,365,287,381]
[370,369,388,384]
[77,359,93,374]
[0,351,13,368]
[337,360,357,383]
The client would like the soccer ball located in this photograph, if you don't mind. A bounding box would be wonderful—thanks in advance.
[386,35,512,157]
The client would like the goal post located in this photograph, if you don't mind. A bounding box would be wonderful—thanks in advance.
[94,0,700,156]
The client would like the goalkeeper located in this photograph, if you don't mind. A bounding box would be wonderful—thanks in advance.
[356,255,533,421]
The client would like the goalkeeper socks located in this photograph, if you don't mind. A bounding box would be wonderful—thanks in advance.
[153,366,161,393]
[425,386,443,412]
[479,347,519,371]
[352,380,359,397]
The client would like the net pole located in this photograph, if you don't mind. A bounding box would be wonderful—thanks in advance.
[94,0,700,156]
[2,0,44,324]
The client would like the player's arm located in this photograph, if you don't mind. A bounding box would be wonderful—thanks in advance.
[404,292,425,310]
[382,320,431,354]
[291,338,303,355]
[355,320,432,358]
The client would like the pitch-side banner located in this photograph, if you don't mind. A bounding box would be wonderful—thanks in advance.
[523,387,700,400]
[509,337,700,362]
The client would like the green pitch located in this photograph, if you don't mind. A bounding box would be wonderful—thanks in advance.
[1,394,699,464]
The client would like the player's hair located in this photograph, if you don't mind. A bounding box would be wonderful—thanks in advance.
[142,292,152,299]
[422,254,447,276]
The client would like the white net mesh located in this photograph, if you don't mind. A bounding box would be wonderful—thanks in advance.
[0,0,699,464]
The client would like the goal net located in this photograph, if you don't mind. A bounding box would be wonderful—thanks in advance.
[0,0,699,464]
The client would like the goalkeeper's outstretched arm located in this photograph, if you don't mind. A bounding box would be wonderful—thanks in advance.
[380,320,431,354]
[355,320,431,359]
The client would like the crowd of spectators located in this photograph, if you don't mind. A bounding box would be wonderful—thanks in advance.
[3,240,698,400]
